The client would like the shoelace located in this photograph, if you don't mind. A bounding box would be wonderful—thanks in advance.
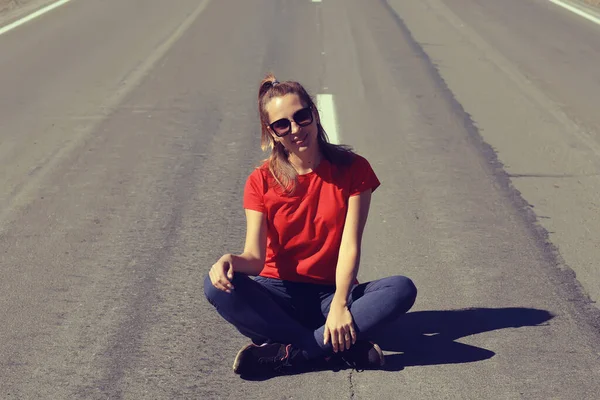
[257,345,293,373]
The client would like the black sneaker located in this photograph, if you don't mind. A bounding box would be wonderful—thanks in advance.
[232,343,307,376]
[339,340,385,371]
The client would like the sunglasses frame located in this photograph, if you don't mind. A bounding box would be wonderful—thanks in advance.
[268,107,314,138]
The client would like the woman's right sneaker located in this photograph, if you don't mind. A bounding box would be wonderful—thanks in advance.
[338,340,385,371]
[232,342,308,377]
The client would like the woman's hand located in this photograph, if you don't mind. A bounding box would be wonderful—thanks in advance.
[324,304,357,352]
[209,254,235,293]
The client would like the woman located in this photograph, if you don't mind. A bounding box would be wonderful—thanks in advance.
[204,74,417,377]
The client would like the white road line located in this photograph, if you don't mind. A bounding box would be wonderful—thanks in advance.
[547,0,600,27]
[312,0,322,3]
[317,94,340,144]
[0,0,73,36]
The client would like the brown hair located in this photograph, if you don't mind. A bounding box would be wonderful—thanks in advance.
[258,73,354,193]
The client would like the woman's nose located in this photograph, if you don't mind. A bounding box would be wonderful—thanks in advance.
[290,121,301,135]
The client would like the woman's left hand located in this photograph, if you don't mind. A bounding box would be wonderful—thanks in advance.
[324,304,357,352]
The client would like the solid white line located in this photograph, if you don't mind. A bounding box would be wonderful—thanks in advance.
[547,0,600,26]
[312,0,322,3]
[317,94,340,144]
[0,0,73,36]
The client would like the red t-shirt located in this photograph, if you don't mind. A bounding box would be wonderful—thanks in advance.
[243,154,380,285]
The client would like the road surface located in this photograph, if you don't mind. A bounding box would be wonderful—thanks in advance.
[0,0,599,398]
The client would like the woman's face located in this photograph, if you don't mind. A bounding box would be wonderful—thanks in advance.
[265,93,318,155]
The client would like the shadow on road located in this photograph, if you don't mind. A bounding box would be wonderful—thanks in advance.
[240,307,553,380]
[369,307,554,371]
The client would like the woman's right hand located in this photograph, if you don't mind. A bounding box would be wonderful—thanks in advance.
[209,254,235,293]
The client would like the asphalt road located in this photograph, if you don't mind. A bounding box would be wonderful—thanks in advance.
[1,0,599,399]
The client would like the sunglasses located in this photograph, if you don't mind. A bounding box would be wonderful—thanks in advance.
[268,107,314,137]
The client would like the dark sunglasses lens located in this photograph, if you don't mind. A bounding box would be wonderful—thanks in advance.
[294,108,313,126]
[271,119,291,135]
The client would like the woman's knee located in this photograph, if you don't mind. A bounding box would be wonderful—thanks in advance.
[203,272,253,306]
[203,273,235,306]
[203,274,221,305]
[386,275,418,311]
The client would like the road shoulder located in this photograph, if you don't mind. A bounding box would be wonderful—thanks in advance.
[386,0,600,308]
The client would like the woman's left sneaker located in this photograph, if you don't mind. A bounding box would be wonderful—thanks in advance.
[233,343,307,376]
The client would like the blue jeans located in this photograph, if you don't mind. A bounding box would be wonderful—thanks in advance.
[204,273,417,359]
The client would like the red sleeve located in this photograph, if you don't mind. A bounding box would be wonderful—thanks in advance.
[243,169,266,212]
[349,155,381,196]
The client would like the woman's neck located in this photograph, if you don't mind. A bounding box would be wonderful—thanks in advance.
[289,149,322,175]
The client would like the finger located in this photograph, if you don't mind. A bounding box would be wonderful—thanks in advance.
[213,281,229,293]
[210,268,221,285]
[343,328,352,350]
[332,329,339,353]
[212,272,230,291]
[209,269,218,286]
[218,279,232,293]
[349,325,357,345]
[338,329,347,352]
[323,327,330,345]
[221,276,234,291]
[226,262,234,281]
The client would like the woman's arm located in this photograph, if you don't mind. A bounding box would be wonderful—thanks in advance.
[323,189,372,351]
[232,209,268,275]
[209,209,267,293]
[332,189,372,306]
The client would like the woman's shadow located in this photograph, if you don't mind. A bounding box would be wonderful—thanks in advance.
[240,307,553,380]
[369,307,554,371]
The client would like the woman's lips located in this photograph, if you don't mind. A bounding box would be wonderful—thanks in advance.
[294,133,308,144]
